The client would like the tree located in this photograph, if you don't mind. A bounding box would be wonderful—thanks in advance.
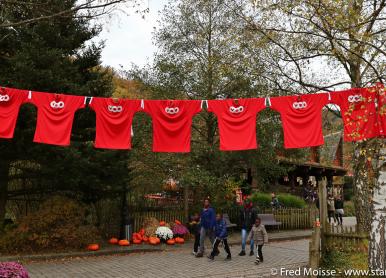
[236,0,386,270]
[126,0,304,210]
[0,0,145,28]
[0,0,131,225]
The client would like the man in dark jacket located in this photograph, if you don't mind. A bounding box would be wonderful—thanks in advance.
[208,213,231,260]
[239,198,257,256]
[196,198,216,257]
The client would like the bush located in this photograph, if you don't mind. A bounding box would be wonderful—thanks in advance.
[344,201,355,217]
[0,262,29,278]
[250,192,306,208]
[250,193,272,208]
[0,196,101,254]
[322,250,368,277]
[278,194,306,208]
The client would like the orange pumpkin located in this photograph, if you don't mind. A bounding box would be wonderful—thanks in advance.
[175,220,181,225]
[118,239,130,246]
[155,237,160,244]
[148,237,159,245]
[139,228,145,236]
[175,237,185,244]
[87,243,100,251]
[166,239,175,245]
[108,237,118,244]
[159,221,166,226]
[133,239,142,244]
[142,236,149,242]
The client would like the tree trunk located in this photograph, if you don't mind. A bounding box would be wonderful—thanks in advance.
[0,160,10,225]
[353,140,376,232]
[184,184,189,223]
[369,145,386,270]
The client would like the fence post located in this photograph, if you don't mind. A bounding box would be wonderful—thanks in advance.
[309,225,321,270]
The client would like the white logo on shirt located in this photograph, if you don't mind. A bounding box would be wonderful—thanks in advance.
[348,95,362,103]
[0,94,10,102]
[165,107,179,114]
[50,101,64,109]
[292,101,307,109]
[108,105,123,113]
[229,106,244,113]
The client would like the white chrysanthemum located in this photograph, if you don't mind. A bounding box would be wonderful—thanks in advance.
[155,226,173,240]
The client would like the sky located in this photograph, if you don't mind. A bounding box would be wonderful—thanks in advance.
[94,0,168,70]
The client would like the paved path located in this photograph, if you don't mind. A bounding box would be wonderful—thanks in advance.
[25,239,308,278]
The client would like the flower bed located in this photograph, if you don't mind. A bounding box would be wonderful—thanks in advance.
[0,262,29,278]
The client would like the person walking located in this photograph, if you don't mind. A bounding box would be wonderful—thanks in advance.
[334,195,344,225]
[208,213,231,260]
[238,198,257,256]
[196,198,216,257]
[247,217,268,265]
[189,213,201,255]
[271,192,280,209]
[327,194,336,224]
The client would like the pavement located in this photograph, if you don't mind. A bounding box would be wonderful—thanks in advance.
[24,239,309,278]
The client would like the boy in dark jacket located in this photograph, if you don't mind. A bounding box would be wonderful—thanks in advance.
[189,213,201,255]
[208,213,231,260]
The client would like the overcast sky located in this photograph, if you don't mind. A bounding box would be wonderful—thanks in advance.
[94,0,168,70]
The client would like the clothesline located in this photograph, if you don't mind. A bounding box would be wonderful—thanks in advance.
[0,85,385,152]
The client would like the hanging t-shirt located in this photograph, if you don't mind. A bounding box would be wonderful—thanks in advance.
[207,98,266,151]
[143,100,202,152]
[269,93,329,148]
[29,92,86,146]
[89,97,141,149]
[0,87,29,139]
[375,85,386,137]
[330,88,378,142]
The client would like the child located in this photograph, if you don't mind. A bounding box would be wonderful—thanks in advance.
[208,213,231,260]
[247,217,268,264]
[189,213,201,255]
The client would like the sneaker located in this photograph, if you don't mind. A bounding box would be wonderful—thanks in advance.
[255,258,260,265]
[239,250,246,256]
[207,255,214,260]
[249,250,254,256]
[226,254,232,260]
[195,252,203,258]
[192,251,197,256]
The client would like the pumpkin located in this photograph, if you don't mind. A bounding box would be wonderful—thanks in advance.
[139,228,145,236]
[155,237,160,244]
[87,243,100,251]
[175,220,181,225]
[108,237,118,244]
[175,237,185,244]
[142,236,149,242]
[166,239,175,245]
[159,221,166,226]
[133,239,142,244]
[148,237,159,245]
[118,239,130,246]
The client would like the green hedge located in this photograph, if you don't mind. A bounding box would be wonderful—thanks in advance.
[250,192,306,208]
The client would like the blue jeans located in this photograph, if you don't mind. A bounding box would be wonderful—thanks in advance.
[241,228,254,251]
[199,226,215,253]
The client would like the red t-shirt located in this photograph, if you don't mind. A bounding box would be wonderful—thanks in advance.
[0,87,28,139]
[143,100,202,152]
[330,88,378,142]
[270,93,329,148]
[29,92,86,146]
[207,98,266,151]
[376,86,386,137]
[89,97,141,149]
